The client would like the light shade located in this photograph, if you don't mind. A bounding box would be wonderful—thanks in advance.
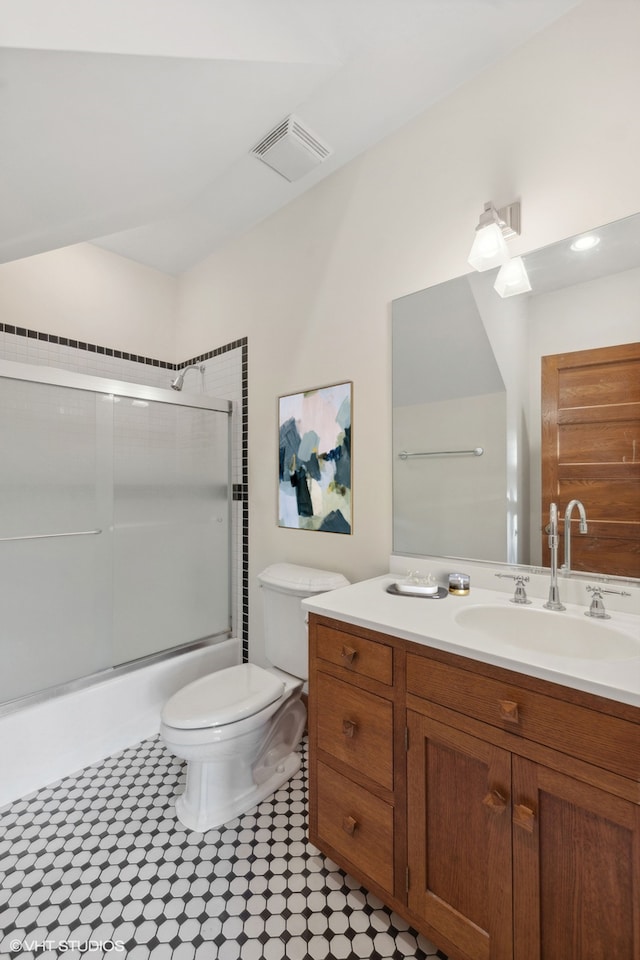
[493,256,532,298]
[468,221,510,271]
[468,200,521,272]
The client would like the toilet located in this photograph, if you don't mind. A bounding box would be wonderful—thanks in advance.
[160,563,349,832]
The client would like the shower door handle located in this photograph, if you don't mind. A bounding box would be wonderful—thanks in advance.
[0,529,102,542]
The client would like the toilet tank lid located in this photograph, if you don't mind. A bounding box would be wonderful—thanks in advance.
[161,664,285,729]
[258,563,349,595]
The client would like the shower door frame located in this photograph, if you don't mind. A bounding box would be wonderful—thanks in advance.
[0,358,231,413]
[0,357,232,715]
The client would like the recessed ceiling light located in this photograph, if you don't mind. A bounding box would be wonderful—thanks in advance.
[570,234,600,252]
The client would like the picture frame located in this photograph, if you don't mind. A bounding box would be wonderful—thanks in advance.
[278,381,352,534]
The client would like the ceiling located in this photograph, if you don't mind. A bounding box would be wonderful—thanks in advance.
[0,0,581,276]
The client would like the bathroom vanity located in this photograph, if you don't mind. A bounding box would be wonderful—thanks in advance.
[305,575,640,960]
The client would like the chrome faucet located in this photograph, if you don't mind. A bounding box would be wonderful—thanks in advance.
[562,499,588,574]
[543,502,565,611]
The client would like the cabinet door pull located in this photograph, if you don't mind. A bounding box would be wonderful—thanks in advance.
[342,815,358,836]
[341,645,357,664]
[498,699,520,723]
[513,804,536,833]
[482,789,508,815]
[342,719,358,738]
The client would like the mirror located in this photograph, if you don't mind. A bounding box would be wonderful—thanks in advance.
[392,211,640,580]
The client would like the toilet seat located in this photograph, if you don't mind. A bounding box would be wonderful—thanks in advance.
[161,663,285,730]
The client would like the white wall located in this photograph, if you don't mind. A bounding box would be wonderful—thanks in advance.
[175,0,640,666]
[0,243,177,360]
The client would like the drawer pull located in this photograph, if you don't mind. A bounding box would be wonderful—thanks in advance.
[342,719,358,738]
[342,815,358,836]
[513,804,536,833]
[341,645,358,665]
[482,788,508,815]
[498,699,520,723]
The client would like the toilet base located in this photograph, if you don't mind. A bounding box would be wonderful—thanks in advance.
[175,749,302,832]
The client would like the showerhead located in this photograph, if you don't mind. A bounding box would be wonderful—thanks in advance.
[170,363,204,391]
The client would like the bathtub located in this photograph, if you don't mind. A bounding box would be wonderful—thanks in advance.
[0,637,241,809]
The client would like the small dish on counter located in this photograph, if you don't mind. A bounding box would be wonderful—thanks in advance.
[386,582,448,599]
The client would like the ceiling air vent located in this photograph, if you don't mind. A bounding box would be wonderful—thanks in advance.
[251,115,333,182]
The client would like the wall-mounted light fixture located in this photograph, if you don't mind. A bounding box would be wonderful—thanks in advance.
[468,199,531,297]
[468,201,521,271]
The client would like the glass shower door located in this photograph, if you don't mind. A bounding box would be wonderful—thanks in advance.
[111,398,230,664]
[0,361,231,707]
[0,379,112,702]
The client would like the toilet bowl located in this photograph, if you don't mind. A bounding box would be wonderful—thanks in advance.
[160,563,349,831]
[160,663,306,831]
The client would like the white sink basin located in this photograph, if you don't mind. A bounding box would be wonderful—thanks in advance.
[454,604,640,660]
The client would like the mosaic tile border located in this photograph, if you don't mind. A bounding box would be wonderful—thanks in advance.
[0,323,175,368]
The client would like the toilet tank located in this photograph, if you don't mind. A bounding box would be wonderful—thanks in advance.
[257,563,349,680]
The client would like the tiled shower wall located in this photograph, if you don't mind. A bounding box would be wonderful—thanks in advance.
[0,323,248,663]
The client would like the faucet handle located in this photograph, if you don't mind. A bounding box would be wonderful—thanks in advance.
[585,586,610,619]
[511,575,531,605]
[585,584,631,620]
[495,572,531,605]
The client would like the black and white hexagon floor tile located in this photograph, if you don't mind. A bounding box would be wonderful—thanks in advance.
[0,738,448,960]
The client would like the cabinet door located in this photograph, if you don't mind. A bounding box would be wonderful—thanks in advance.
[513,757,640,960]
[407,711,513,960]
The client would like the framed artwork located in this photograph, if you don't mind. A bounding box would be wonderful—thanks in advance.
[278,381,352,534]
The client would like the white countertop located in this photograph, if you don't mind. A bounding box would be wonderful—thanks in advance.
[303,575,640,708]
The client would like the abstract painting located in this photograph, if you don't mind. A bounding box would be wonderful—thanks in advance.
[278,381,352,534]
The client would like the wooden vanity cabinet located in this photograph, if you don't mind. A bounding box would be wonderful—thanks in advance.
[307,615,406,904]
[308,613,640,960]
[406,651,640,960]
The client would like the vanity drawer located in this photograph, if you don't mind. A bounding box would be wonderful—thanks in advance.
[315,623,393,685]
[316,760,394,894]
[406,654,640,781]
[316,672,394,790]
